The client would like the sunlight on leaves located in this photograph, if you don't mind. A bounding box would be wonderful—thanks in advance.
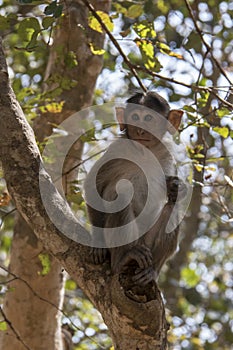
[212,126,229,138]
[181,267,201,287]
[133,22,156,39]
[127,4,143,19]
[0,322,7,331]
[38,253,51,276]
[89,11,114,33]
[89,43,105,55]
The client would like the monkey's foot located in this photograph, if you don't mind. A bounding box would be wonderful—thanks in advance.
[115,245,153,274]
[132,267,157,286]
[90,247,108,265]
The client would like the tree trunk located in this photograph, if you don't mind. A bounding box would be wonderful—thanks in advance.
[0,214,65,350]
[0,1,110,349]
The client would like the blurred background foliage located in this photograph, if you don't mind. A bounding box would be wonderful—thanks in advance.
[0,0,233,349]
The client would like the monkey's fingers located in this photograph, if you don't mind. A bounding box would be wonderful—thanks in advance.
[132,267,156,286]
[114,245,152,273]
[90,247,108,265]
[133,245,153,268]
[123,245,152,269]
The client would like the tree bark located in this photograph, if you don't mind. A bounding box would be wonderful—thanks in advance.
[0,1,110,349]
[0,20,168,350]
[0,214,65,350]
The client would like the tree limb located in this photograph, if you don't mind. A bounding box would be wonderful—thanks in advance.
[0,37,169,350]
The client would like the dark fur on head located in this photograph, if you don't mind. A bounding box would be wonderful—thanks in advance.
[126,91,170,117]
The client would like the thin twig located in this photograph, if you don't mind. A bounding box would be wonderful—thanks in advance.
[81,0,147,93]
[0,208,16,229]
[184,0,232,86]
[0,306,32,350]
[137,64,233,108]
[0,265,106,349]
[81,0,233,109]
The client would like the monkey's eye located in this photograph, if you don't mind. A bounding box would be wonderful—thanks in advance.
[131,113,140,121]
[144,114,153,122]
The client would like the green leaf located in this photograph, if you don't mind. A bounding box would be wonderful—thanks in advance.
[157,42,171,54]
[0,15,10,31]
[45,2,56,15]
[18,18,41,41]
[183,105,196,113]
[136,39,155,68]
[0,322,7,331]
[133,22,156,39]
[65,279,77,291]
[38,253,51,276]
[42,17,54,29]
[64,51,78,68]
[141,41,154,59]
[80,128,96,142]
[157,0,169,14]
[213,126,229,138]
[193,153,205,159]
[127,4,143,19]
[26,30,40,50]
[54,5,63,18]
[89,43,105,55]
[217,107,231,118]
[194,164,203,172]
[45,2,63,18]
[17,18,42,50]
[113,3,127,15]
[67,191,84,205]
[89,11,114,33]
[181,267,200,287]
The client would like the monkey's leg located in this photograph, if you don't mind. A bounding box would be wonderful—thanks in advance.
[150,203,180,276]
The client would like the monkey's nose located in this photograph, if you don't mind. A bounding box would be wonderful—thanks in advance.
[137,128,145,136]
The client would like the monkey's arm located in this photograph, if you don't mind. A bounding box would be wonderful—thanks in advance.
[85,203,109,264]
[84,159,110,264]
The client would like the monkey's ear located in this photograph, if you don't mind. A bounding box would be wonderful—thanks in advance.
[167,110,183,134]
[115,107,126,131]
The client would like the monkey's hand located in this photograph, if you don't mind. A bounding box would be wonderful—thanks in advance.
[115,245,152,274]
[132,267,157,286]
[166,176,187,204]
[90,247,108,265]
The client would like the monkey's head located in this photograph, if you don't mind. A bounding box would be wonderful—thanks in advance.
[116,91,183,148]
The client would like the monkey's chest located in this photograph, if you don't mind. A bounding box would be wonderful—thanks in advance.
[102,160,166,216]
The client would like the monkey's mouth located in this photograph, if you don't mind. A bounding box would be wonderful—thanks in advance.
[134,139,152,143]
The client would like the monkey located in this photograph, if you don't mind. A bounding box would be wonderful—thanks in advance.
[84,91,184,285]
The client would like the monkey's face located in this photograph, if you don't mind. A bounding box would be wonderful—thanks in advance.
[125,109,166,148]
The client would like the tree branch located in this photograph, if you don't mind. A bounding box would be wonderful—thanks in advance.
[0,307,31,350]
[184,0,232,86]
[0,36,169,350]
[81,0,148,93]
[81,0,233,109]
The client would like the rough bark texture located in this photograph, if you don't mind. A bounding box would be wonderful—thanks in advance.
[0,214,65,350]
[0,12,168,349]
[0,1,109,349]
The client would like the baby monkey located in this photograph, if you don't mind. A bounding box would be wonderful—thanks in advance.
[84,91,184,285]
